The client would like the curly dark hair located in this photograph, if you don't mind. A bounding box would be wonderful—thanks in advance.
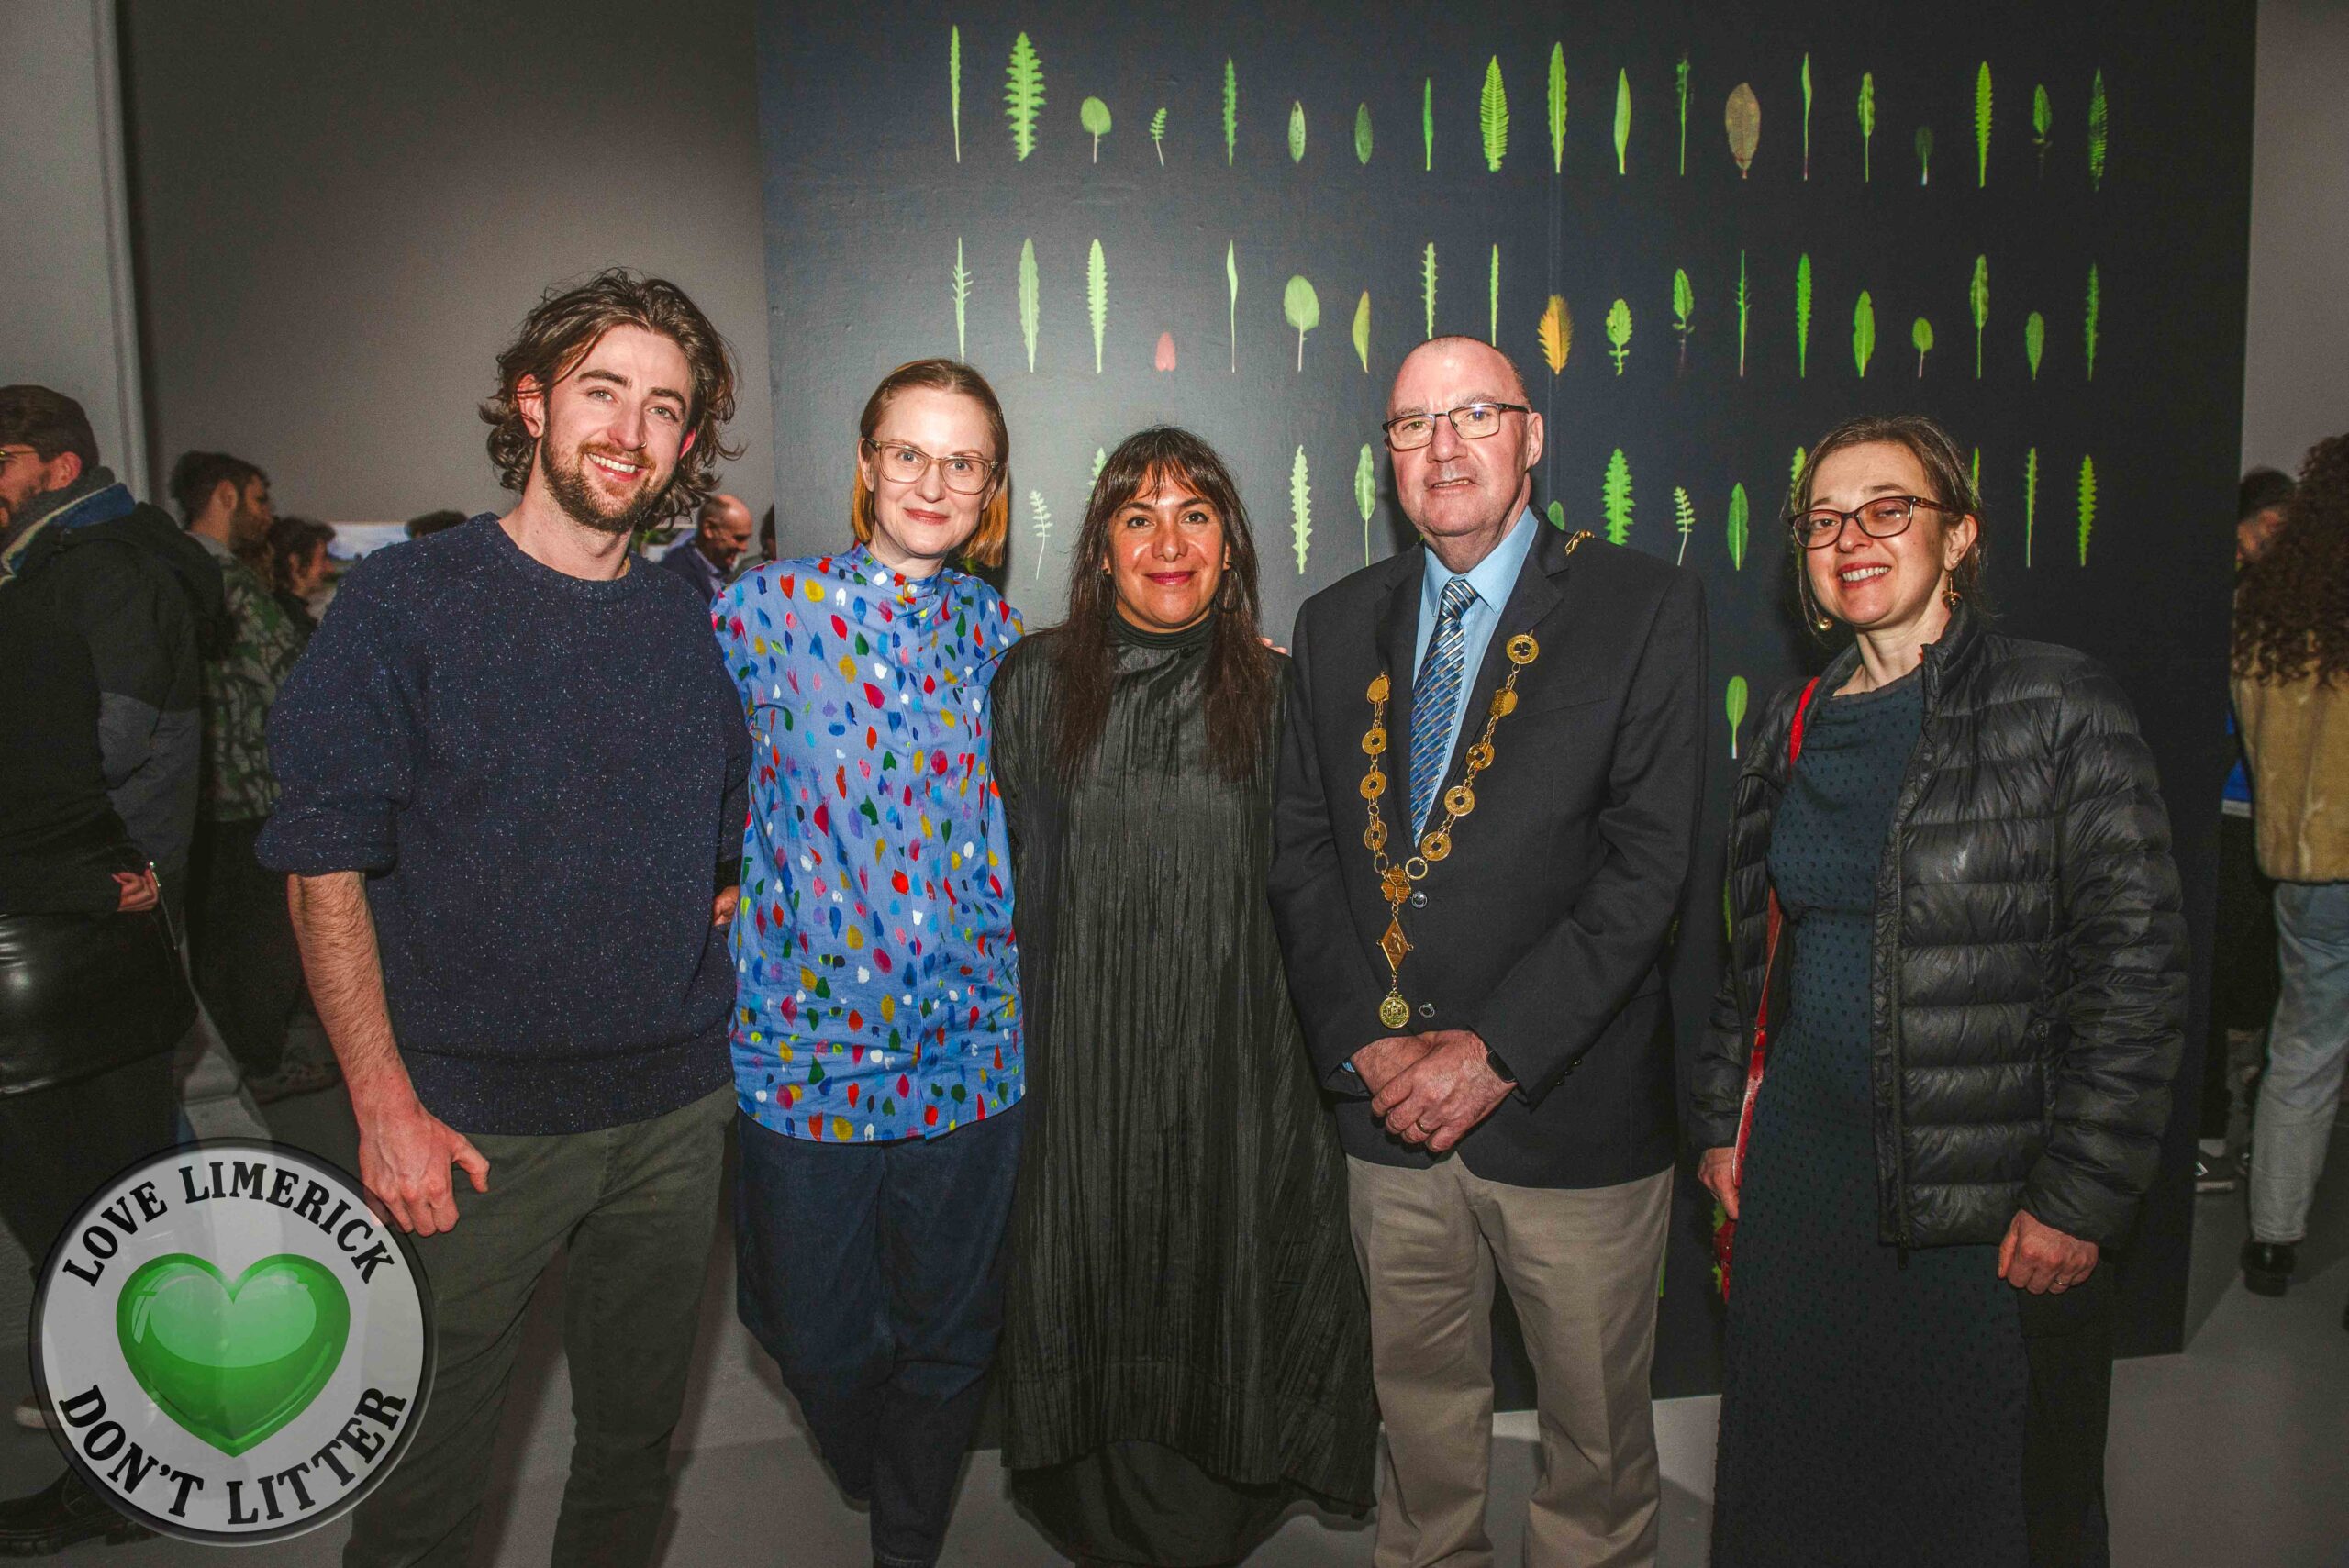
[480,269,740,525]
[2234,431,2349,686]
[1050,428,1274,782]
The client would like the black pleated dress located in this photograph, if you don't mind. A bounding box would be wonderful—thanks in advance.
[991,615,1378,1567]
[1710,671,2029,1567]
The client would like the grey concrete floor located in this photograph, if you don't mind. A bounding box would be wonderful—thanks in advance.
[6,1085,2345,1566]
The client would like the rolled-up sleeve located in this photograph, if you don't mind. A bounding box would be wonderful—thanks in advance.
[255,572,417,876]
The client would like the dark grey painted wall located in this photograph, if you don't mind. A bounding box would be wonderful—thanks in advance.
[118,0,773,528]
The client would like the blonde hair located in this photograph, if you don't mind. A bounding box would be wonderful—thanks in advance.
[850,359,1010,569]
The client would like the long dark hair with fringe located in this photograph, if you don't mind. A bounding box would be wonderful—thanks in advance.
[1050,428,1275,782]
[2235,431,2349,686]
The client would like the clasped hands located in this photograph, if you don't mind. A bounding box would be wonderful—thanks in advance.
[1354,1029,1514,1155]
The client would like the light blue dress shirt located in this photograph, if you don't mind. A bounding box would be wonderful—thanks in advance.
[1409,506,1541,794]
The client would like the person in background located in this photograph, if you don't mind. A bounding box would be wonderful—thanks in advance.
[262,514,338,643]
[260,269,749,1568]
[2199,467,2297,1193]
[659,488,752,604]
[753,503,777,572]
[715,358,1022,1568]
[173,450,319,1101]
[993,428,1377,1565]
[1696,415,2187,1567]
[406,507,468,539]
[0,385,222,912]
[0,589,195,1553]
[2232,433,2349,1328]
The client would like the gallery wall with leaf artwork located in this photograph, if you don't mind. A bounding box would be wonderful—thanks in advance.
[755,0,2257,1391]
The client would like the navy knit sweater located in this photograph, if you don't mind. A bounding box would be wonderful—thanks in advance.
[258,517,749,1135]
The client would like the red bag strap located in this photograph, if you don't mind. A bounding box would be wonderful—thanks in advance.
[1786,675,1823,770]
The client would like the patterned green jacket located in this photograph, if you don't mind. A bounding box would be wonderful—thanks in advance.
[197,538,304,822]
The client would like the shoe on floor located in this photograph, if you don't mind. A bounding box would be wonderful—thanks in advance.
[243,1051,341,1106]
[2242,1240,2297,1296]
[2195,1150,2241,1194]
[9,1396,48,1432]
[0,1470,150,1555]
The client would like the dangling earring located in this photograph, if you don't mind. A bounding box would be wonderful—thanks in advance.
[1943,579,1962,609]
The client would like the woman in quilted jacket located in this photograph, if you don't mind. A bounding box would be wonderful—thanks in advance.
[1692,414,2188,1568]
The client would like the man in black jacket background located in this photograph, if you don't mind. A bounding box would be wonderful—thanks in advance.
[1270,337,1706,1568]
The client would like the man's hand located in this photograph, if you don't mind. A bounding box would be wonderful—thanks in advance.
[1998,1209,2099,1295]
[113,868,160,913]
[1351,1034,1435,1096]
[352,1086,489,1237]
[712,885,740,928]
[1370,1029,1514,1154]
[1698,1146,1739,1220]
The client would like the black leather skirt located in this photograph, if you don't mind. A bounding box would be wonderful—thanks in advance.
[0,907,195,1095]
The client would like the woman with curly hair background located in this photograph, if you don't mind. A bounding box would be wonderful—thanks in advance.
[2233,430,2349,1323]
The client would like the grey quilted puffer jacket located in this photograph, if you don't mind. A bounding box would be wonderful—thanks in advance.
[1689,606,2188,1250]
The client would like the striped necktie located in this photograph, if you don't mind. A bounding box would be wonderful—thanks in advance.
[1409,575,1477,836]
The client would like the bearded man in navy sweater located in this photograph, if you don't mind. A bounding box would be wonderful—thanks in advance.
[259,270,750,1568]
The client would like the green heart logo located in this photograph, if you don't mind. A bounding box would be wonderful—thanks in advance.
[116,1254,350,1457]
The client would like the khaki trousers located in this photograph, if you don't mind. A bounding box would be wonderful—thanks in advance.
[1346,1157,1672,1568]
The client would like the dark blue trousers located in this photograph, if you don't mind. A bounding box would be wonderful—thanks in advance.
[733,1103,1024,1567]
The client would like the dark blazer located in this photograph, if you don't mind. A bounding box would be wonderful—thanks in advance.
[1269,523,1707,1189]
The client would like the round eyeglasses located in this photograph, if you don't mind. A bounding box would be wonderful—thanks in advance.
[863,439,999,495]
[1788,495,1961,550]
[1380,402,1531,452]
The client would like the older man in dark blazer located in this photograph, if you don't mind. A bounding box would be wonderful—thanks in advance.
[1270,336,1705,1568]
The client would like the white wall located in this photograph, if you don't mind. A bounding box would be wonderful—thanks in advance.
[2242,0,2349,474]
[0,0,146,492]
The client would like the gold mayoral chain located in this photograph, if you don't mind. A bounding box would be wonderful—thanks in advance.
[1358,531,1589,1031]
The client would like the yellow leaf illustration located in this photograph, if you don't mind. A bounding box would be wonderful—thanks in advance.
[1537,295,1572,373]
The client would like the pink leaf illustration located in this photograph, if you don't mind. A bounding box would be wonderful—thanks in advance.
[1154,331,1177,371]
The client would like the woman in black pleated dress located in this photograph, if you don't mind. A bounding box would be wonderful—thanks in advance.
[992,428,1376,1567]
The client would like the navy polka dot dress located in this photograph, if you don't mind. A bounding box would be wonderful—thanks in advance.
[1711,671,2028,1567]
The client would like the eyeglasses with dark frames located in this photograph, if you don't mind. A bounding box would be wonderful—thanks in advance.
[1380,402,1532,452]
[1787,494,1962,550]
[861,439,1000,495]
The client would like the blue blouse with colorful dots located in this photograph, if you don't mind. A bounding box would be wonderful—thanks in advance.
[714,542,1024,1142]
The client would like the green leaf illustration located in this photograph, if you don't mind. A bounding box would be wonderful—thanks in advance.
[1291,446,1312,573]
[1422,77,1433,171]
[1854,290,1876,377]
[951,238,972,359]
[1801,52,1813,179]
[1029,489,1052,578]
[1422,243,1438,339]
[1355,102,1373,164]
[1549,44,1568,172]
[1284,275,1320,372]
[1674,484,1696,563]
[1976,62,1992,187]
[2024,447,2039,567]
[1673,267,1694,373]
[1726,675,1750,759]
[1092,447,1107,484]
[1487,245,1499,345]
[1288,100,1306,163]
[1912,315,1933,376]
[1081,96,1111,161]
[949,25,962,163]
[2025,310,2045,380]
[1613,69,1631,173]
[1917,123,1933,184]
[1019,238,1040,372]
[1970,254,1989,377]
[1545,500,1566,531]
[1675,53,1691,175]
[1605,296,1632,374]
[1352,291,1371,373]
[1972,447,1982,498]
[2032,83,2052,174]
[1796,253,1813,377]
[1355,444,1377,563]
[1223,59,1237,167]
[1601,448,1634,544]
[1538,295,1570,373]
[1006,32,1044,161]
[1481,56,1508,172]
[2084,264,2099,381]
[1858,72,1876,182]
[1087,239,1108,373]
[2077,453,2096,565]
[1226,241,1239,372]
[1151,106,1167,165]
[1726,83,1760,177]
[2087,69,2107,191]
[1736,250,1750,377]
[1727,482,1750,570]
[1790,447,1809,514]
